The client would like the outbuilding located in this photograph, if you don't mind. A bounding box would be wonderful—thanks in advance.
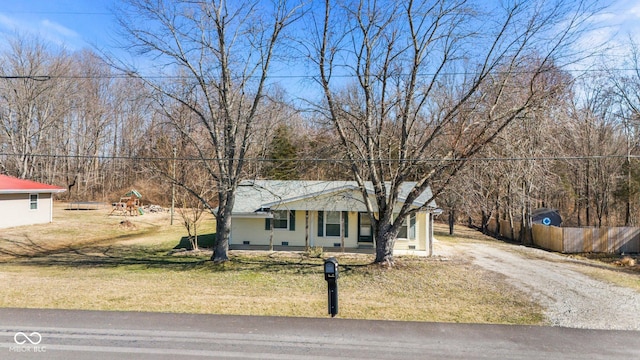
[0,174,66,229]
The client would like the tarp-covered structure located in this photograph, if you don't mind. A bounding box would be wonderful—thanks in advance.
[532,208,562,226]
[125,189,142,199]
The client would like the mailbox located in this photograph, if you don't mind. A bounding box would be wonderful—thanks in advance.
[324,257,338,281]
[323,257,339,317]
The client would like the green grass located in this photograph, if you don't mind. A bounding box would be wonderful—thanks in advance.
[0,204,545,324]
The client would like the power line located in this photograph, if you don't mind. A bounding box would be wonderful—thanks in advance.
[0,68,638,81]
[1,11,111,15]
[2,153,639,162]
[0,75,50,81]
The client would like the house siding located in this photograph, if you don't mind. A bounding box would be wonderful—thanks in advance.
[231,210,360,248]
[231,210,431,251]
[0,193,54,229]
[393,212,428,251]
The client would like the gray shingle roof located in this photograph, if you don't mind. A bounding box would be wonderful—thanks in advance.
[233,180,436,214]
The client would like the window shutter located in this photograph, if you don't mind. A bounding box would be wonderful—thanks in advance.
[289,211,296,231]
[343,211,348,237]
[265,218,271,230]
[318,211,324,237]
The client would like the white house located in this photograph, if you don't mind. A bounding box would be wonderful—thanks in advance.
[0,174,66,229]
[229,180,439,255]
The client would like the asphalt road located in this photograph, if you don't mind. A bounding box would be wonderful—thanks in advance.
[0,308,638,359]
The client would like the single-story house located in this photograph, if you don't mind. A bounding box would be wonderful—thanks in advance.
[0,174,66,229]
[230,180,439,254]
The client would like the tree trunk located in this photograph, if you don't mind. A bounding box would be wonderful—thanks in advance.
[519,206,526,244]
[481,210,489,234]
[625,157,631,226]
[448,209,455,236]
[494,195,501,237]
[193,222,199,251]
[585,159,591,226]
[508,210,515,241]
[374,228,396,265]
[212,192,234,262]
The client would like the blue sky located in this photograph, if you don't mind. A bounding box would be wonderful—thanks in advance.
[0,0,639,73]
[0,0,116,50]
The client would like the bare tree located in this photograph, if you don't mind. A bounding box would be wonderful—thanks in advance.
[177,187,211,251]
[609,39,640,226]
[113,0,302,262]
[311,0,602,264]
[0,34,73,180]
[59,50,113,200]
[557,75,626,226]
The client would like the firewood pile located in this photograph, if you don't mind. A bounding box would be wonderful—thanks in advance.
[144,204,165,213]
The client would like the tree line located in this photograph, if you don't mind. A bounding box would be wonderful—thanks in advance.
[1,0,636,264]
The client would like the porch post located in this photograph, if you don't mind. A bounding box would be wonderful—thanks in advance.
[340,212,345,252]
[305,210,310,250]
[428,212,434,257]
[269,211,274,252]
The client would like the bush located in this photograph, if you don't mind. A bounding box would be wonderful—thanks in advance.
[304,246,324,258]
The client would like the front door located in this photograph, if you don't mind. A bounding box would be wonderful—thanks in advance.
[358,212,373,243]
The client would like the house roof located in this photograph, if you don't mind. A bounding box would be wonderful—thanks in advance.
[233,180,437,215]
[0,174,66,194]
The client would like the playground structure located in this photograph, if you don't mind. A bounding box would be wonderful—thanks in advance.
[110,189,143,216]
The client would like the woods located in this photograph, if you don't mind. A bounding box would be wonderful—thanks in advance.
[0,0,638,263]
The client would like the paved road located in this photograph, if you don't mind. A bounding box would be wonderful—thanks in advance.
[0,308,638,359]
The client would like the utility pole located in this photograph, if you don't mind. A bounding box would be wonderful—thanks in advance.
[171,146,176,225]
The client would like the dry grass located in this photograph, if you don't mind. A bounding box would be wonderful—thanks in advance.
[0,204,544,325]
[434,224,640,294]
[563,254,640,292]
[0,205,188,259]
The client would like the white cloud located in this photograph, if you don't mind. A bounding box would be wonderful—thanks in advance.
[627,2,640,17]
[0,13,21,31]
[567,0,640,70]
[41,19,78,39]
[0,13,81,49]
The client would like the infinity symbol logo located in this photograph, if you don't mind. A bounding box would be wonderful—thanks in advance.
[14,332,42,345]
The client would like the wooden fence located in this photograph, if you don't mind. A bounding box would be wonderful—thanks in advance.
[487,218,640,254]
[533,225,640,254]
[487,218,522,242]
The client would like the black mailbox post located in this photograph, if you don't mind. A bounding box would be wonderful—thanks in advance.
[323,257,339,317]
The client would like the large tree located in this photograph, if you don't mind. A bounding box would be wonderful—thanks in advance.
[311,0,601,264]
[0,35,73,180]
[113,0,301,262]
[609,39,640,226]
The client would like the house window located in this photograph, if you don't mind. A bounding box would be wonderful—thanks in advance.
[30,194,38,210]
[325,211,341,237]
[265,210,295,231]
[317,211,348,237]
[273,210,289,229]
[397,213,416,239]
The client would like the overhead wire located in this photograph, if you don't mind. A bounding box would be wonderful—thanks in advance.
[0,67,639,81]
[1,153,638,162]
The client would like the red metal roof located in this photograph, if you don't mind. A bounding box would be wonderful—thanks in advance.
[0,174,66,193]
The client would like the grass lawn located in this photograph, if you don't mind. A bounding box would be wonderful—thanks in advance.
[0,203,544,325]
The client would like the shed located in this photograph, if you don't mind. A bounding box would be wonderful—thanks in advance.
[0,174,66,229]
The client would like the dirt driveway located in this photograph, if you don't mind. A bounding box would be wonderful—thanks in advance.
[434,230,640,330]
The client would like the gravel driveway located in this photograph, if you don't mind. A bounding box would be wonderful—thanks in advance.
[435,237,640,330]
